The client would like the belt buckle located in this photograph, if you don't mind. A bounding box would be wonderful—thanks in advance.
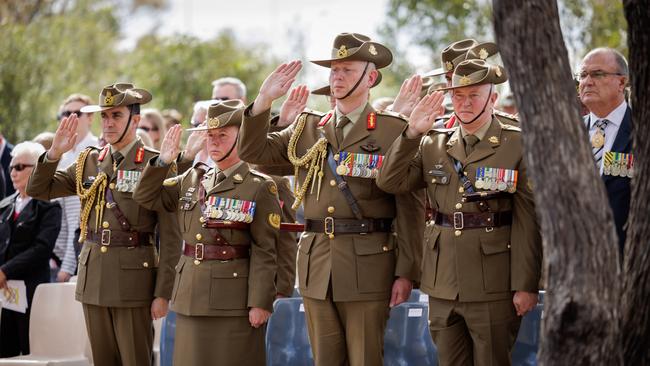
[453,212,464,230]
[195,243,204,261]
[101,229,111,246]
[324,217,335,239]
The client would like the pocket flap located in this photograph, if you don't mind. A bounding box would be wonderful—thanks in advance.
[179,197,198,211]
[298,232,316,254]
[353,234,395,255]
[119,247,156,269]
[210,261,249,278]
[427,169,451,185]
[480,230,511,255]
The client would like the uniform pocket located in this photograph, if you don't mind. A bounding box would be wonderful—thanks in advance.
[353,233,396,293]
[480,228,511,293]
[297,233,316,289]
[208,261,249,310]
[179,198,198,233]
[118,247,157,300]
[421,223,441,289]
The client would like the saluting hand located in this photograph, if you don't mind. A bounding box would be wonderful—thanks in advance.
[252,60,302,116]
[278,85,310,127]
[159,124,183,165]
[407,91,446,138]
[183,127,207,161]
[48,113,79,160]
[513,291,538,316]
[249,307,271,328]
[392,74,423,118]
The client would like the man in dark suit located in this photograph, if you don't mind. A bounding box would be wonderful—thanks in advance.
[578,47,632,254]
[0,133,14,197]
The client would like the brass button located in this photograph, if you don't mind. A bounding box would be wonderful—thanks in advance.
[382,245,389,252]
[233,272,238,277]
[458,187,464,193]
[194,259,201,265]
[143,262,149,268]
[109,183,116,190]
[431,178,437,184]
[328,234,335,239]
[455,203,462,209]
[454,230,462,237]
[106,202,111,208]
[329,179,336,187]
[327,206,335,214]
[196,233,203,241]
[102,221,109,229]
[507,244,511,249]
[100,246,108,253]
[199,216,206,223]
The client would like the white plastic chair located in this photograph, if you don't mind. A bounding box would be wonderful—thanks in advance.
[0,282,91,366]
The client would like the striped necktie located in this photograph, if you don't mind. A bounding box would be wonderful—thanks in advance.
[592,119,609,167]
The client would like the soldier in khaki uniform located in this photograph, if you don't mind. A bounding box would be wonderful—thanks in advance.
[376,60,541,365]
[237,33,425,366]
[26,83,184,366]
[133,100,280,366]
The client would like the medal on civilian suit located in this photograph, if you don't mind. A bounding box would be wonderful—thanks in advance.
[620,153,629,177]
[591,130,605,149]
[603,151,613,175]
[627,154,634,178]
[611,152,621,176]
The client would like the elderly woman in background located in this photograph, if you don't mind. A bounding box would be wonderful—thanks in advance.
[0,141,62,357]
[138,108,167,149]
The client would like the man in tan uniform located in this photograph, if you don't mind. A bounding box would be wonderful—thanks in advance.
[26,83,185,366]
[133,100,280,366]
[237,33,425,366]
[376,60,541,365]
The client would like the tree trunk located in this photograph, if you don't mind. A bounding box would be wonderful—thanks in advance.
[621,1,650,364]
[492,1,621,365]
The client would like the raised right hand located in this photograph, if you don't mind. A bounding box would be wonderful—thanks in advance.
[48,113,79,160]
[392,74,423,117]
[251,60,302,116]
[278,85,309,127]
[159,124,183,165]
[407,91,446,138]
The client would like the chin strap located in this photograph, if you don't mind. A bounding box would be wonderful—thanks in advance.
[216,132,238,163]
[336,62,370,100]
[455,85,494,125]
[114,104,135,145]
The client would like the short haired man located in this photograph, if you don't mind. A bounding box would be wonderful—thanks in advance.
[211,77,247,102]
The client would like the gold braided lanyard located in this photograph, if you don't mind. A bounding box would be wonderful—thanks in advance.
[75,148,108,243]
[287,113,328,209]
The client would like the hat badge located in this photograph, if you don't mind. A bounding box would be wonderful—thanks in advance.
[495,66,502,77]
[368,44,378,56]
[104,91,114,106]
[445,61,454,72]
[478,48,489,60]
[207,117,221,129]
[459,75,471,86]
[337,45,348,58]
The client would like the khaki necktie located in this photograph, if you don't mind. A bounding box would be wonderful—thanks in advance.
[335,116,351,145]
[112,152,123,172]
[215,171,227,184]
[464,135,479,156]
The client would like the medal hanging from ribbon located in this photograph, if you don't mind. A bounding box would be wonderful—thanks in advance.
[335,151,384,178]
[475,167,518,193]
[204,196,256,223]
[603,151,634,177]
[115,170,141,192]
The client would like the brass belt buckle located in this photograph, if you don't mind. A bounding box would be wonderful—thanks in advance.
[101,229,111,246]
[195,243,204,261]
[453,212,464,230]
[324,217,335,239]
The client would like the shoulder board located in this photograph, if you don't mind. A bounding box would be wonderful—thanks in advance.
[499,122,522,132]
[143,146,160,154]
[192,161,210,170]
[428,127,455,136]
[494,110,519,121]
[377,110,408,122]
[249,169,272,181]
[435,113,454,121]
[302,108,326,118]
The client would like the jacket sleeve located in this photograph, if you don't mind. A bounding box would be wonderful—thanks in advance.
[237,105,295,167]
[26,152,79,200]
[376,129,427,194]
[133,157,182,213]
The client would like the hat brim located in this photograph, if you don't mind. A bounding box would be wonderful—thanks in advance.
[311,71,383,96]
[186,108,244,131]
[435,70,507,91]
[423,68,447,77]
[80,88,152,113]
[310,42,392,69]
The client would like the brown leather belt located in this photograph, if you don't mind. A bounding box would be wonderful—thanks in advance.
[184,242,250,261]
[432,211,512,229]
[86,230,153,247]
[304,218,392,235]
[203,220,251,230]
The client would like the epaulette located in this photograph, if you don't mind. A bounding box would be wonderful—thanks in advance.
[428,127,455,136]
[494,110,519,121]
[249,169,272,181]
[435,113,454,122]
[377,109,408,122]
[302,108,326,118]
[143,146,160,154]
[499,122,522,132]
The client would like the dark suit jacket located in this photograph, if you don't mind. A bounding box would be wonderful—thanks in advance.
[0,193,62,304]
[1,142,14,197]
[585,107,632,253]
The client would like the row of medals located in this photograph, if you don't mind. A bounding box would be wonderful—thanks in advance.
[604,154,634,177]
[115,170,141,192]
[334,152,383,178]
[474,168,518,193]
[203,198,256,223]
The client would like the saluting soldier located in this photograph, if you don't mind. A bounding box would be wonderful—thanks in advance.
[26,83,183,366]
[237,33,425,366]
[376,60,541,365]
[133,100,280,366]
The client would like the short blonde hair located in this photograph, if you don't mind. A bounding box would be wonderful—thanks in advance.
[11,141,46,164]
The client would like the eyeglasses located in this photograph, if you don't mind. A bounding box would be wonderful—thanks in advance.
[10,164,34,172]
[59,110,85,118]
[576,70,624,81]
[138,126,159,132]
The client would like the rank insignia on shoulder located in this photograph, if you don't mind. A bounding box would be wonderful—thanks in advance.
[163,178,177,186]
[367,112,377,130]
[268,213,281,229]
[318,112,333,127]
[135,147,145,163]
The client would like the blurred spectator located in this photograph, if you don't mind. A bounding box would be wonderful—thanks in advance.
[497,90,518,115]
[0,142,62,357]
[33,131,55,150]
[161,108,183,130]
[0,167,5,200]
[136,128,155,148]
[190,100,215,167]
[0,133,14,197]
[50,94,98,283]
[211,77,247,102]
[139,108,167,150]
[371,97,394,112]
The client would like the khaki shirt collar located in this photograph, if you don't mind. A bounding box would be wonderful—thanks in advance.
[460,114,493,141]
[218,160,245,178]
[110,136,139,157]
[335,102,366,126]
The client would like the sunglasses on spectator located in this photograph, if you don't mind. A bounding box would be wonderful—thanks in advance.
[138,126,159,132]
[59,110,85,118]
[10,164,34,172]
